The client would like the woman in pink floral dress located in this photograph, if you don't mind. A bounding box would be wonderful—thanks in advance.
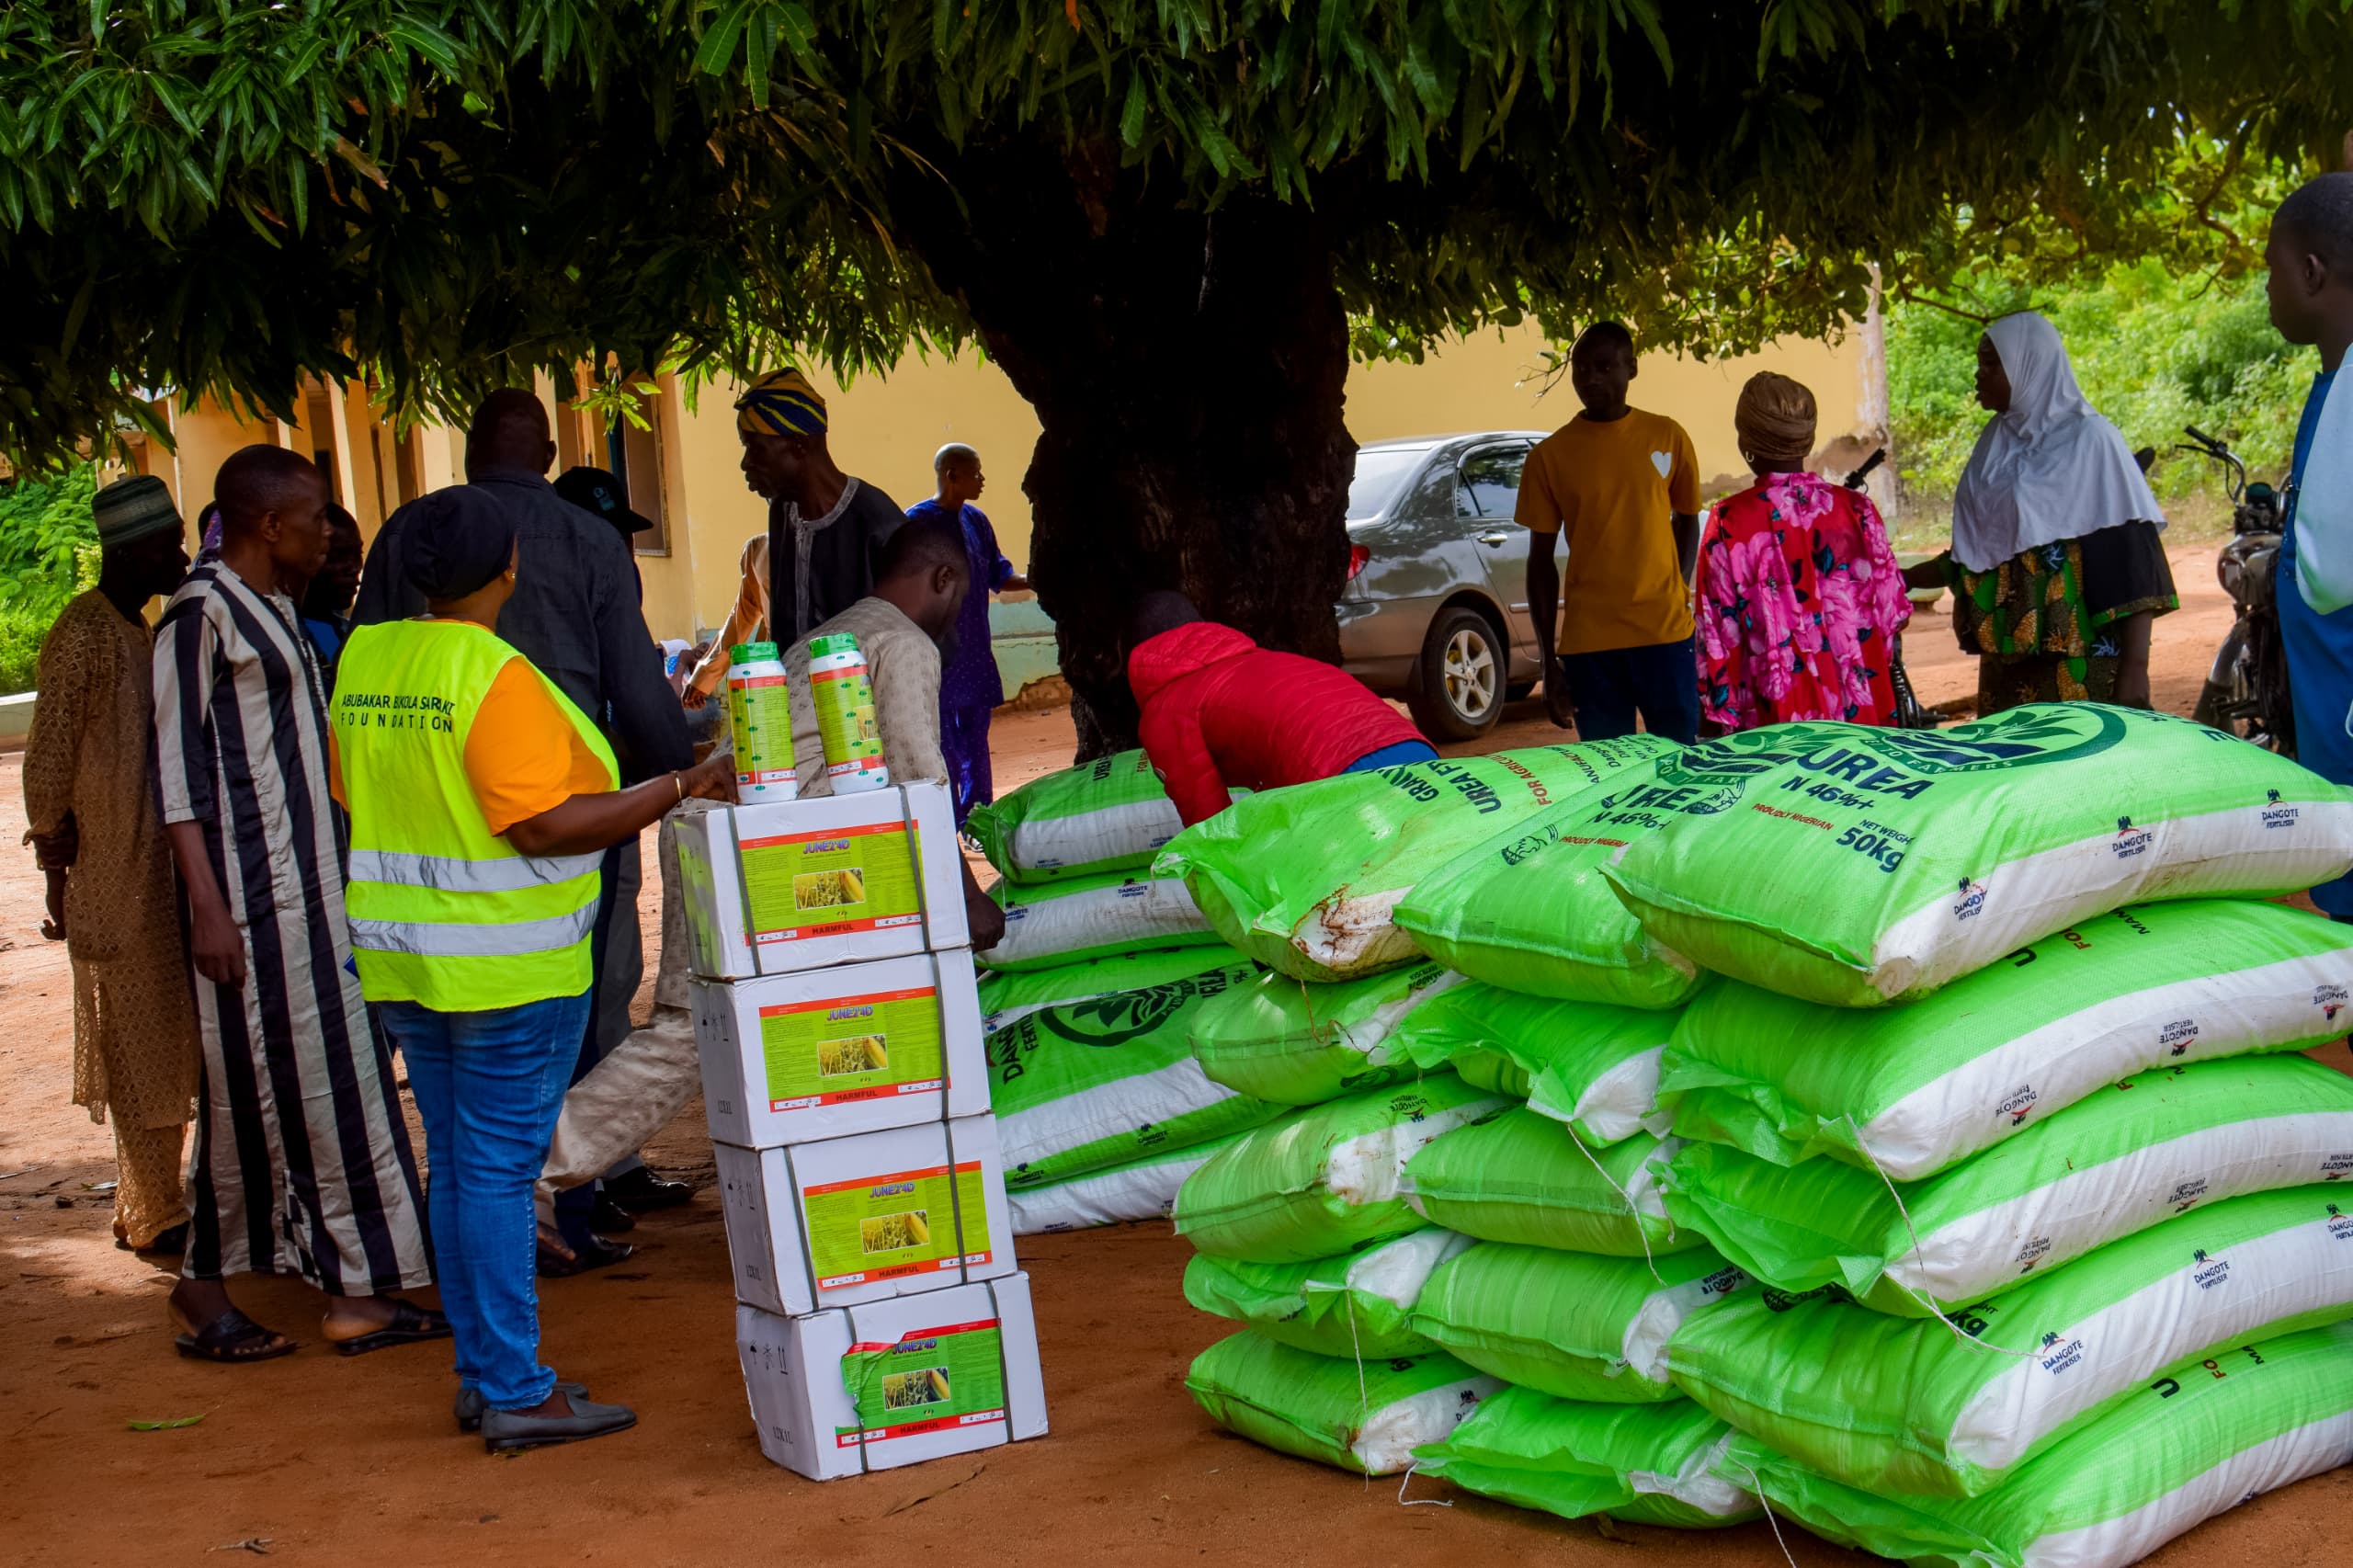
[1695,372,1912,731]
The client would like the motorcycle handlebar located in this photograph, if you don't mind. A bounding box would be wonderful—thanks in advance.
[1844,448,1887,489]
[2184,425,2223,452]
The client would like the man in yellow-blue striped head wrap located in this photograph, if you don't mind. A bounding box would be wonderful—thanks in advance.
[733,368,907,643]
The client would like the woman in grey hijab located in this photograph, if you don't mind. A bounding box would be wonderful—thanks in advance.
[1904,312,2177,714]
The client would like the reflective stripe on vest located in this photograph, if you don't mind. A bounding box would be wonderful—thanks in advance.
[348,903,600,958]
[347,847,606,894]
[335,619,618,1012]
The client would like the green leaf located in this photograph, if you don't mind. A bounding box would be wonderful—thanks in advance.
[128,1415,206,1431]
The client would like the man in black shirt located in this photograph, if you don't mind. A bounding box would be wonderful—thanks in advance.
[735,369,905,643]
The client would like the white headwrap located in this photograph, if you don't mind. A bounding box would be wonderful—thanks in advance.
[1949,312,2165,574]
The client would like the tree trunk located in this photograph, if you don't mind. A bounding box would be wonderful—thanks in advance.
[891,138,1355,759]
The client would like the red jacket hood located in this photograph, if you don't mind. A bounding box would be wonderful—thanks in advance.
[1127,621,1257,706]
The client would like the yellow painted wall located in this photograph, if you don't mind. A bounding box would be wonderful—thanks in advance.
[157,320,1875,644]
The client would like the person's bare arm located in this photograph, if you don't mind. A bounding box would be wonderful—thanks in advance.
[1902,552,1950,593]
[1672,513,1700,586]
[2110,612,2154,709]
[1525,530,1571,728]
[998,573,1032,594]
[167,821,246,989]
[503,754,734,859]
[963,858,1006,951]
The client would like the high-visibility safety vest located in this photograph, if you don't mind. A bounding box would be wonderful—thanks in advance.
[333,619,618,1013]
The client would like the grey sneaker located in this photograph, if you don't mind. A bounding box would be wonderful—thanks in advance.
[481,1392,637,1453]
[455,1380,586,1434]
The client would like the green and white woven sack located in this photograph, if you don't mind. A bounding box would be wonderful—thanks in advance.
[1661,898,2353,1180]
[1665,1184,2353,1497]
[1415,1389,1758,1529]
[1392,983,1687,1144]
[1402,1108,1698,1257]
[1181,1229,1473,1358]
[1410,1242,1752,1403]
[1188,960,1464,1106]
[1393,796,1704,1009]
[1595,706,2353,1006]
[1173,1075,1510,1262]
[1724,1320,2353,1568]
[979,869,1217,971]
[1660,1055,2353,1316]
[967,749,1187,883]
[1157,736,1677,983]
[1006,1131,1245,1235]
[989,958,1282,1190]
[978,945,1255,1033]
[1185,1329,1501,1475]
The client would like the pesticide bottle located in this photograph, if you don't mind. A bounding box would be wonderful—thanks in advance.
[723,642,798,801]
[807,631,888,793]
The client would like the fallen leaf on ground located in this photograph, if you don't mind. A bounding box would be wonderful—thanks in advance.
[128,1414,205,1431]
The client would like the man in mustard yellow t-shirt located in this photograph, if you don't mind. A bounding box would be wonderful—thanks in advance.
[1518,322,1702,744]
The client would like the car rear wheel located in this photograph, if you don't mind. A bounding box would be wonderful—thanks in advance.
[1410,608,1504,740]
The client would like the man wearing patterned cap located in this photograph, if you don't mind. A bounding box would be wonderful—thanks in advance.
[734,368,906,647]
[22,474,200,1257]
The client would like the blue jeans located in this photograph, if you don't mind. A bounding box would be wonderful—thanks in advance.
[1345,740,1439,772]
[381,989,593,1411]
[1556,638,1701,745]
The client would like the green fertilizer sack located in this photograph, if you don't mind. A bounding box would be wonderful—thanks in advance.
[1415,1388,1758,1529]
[967,749,1187,884]
[1402,1108,1699,1257]
[990,957,1284,1189]
[1662,899,2353,1180]
[1410,1242,1753,1403]
[978,869,1219,971]
[1006,1131,1244,1234]
[1594,706,2353,1006]
[1392,983,1688,1144]
[1188,960,1465,1106]
[1394,798,1704,1008]
[978,945,1255,1033]
[1724,1320,2353,1568]
[1660,1054,2353,1317]
[1665,1184,2353,1498]
[1173,1075,1510,1262]
[1182,1228,1472,1358]
[1185,1329,1502,1475]
[1157,736,1677,983]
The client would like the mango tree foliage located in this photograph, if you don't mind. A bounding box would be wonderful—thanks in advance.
[7,1,2353,740]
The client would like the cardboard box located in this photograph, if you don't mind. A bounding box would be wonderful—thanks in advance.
[675,781,969,980]
[714,1114,1017,1316]
[691,951,989,1148]
[736,1272,1048,1480]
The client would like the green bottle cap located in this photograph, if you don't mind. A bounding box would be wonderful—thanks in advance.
[808,632,864,659]
[730,641,779,664]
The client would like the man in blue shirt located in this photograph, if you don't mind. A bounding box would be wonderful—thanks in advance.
[2268,174,2353,915]
[906,444,1029,825]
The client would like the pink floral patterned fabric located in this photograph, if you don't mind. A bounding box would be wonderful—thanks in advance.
[1696,472,1912,731]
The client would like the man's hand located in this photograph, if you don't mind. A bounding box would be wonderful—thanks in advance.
[40,869,66,942]
[966,882,1007,952]
[2113,665,2154,710]
[682,684,711,710]
[680,754,737,802]
[189,903,247,990]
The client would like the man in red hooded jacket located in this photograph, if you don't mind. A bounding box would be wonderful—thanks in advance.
[1124,592,1436,825]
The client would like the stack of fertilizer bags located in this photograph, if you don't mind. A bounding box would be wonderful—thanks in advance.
[1163,705,2353,1564]
[968,751,1285,1234]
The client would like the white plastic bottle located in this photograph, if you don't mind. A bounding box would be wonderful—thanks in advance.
[724,641,798,801]
[807,631,889,793]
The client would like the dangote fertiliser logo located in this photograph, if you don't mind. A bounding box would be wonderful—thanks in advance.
[2111,816,2154,859]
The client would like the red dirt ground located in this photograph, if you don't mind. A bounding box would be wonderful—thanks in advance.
[4,546,2347,1567]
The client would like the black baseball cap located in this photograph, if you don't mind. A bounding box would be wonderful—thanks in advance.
[554,465,654,536]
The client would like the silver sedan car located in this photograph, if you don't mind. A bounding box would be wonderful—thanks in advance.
[1336,432,1552,739]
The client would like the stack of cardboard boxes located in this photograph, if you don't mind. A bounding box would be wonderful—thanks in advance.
[676,780,1049,1479]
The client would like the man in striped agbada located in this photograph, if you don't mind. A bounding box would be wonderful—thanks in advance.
[153,444,443,1362]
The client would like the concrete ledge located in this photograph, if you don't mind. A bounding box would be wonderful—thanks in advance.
[0,689,33,751]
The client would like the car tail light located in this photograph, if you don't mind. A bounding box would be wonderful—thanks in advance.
[1347,545,1370,580]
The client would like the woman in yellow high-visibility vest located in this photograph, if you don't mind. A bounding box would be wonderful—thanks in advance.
[330,486,732,1453]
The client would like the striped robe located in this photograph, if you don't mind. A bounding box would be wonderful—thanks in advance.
[153,562,431,1293]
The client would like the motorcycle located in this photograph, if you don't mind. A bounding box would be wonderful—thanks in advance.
[2181,426,2295,756]
[1843,447,1938,730]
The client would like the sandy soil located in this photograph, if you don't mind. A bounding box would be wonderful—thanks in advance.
[6,546,2349,1568]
